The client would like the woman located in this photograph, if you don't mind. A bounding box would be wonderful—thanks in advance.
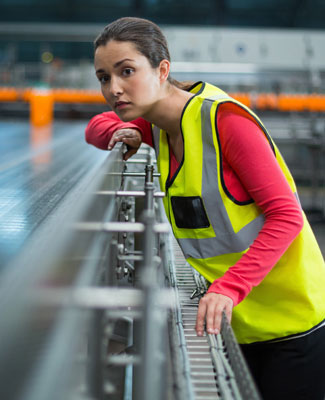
[85,17,325,399]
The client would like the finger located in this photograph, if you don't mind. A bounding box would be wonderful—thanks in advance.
[195,299,207,336]
[123,148,138,161]
[109,130,141,151]
[108,134,121,150]
[224,302,233,324]
[120,132,134,139]
[115,129,138,140]
[205,300,218,335]
[122,137,140,148]
[209,303,223,335]
[213,305,223,334]
[108,135,128,150]
[107,129,128,149]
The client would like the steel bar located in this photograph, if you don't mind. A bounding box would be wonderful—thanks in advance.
[124,317,134,400]
[73,221,145,233]
[73,221,170,234]
[95,190,165,198]
[122,172,161,177]
[136,210,168,400]
[87,310,105,400]
[29,287,175,309]
[117,255,143,262]
[106,354,141,366]
[144,165,155,211]
[124,159,156,164]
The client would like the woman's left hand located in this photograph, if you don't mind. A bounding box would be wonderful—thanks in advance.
[195,292,233,336]
[107,128,142,160]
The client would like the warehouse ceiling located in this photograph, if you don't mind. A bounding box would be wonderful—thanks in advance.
[0,0,325,29]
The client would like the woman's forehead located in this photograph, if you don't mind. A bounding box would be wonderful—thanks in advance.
[95,40,140,59]
[94,40,149,71]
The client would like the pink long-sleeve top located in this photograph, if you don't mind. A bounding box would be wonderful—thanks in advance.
[85,102,303,306]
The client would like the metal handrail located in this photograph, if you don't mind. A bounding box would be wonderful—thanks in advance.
[0,144,125,400]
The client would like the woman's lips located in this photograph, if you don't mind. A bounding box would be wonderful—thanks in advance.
[115,101,130,110]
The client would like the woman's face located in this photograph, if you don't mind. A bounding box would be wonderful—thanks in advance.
[95,40,163,121]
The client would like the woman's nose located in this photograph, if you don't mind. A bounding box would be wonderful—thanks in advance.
[109,76,123,96]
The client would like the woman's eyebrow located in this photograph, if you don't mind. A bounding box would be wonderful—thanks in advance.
[95,58,135,74]
[113,58,135,68]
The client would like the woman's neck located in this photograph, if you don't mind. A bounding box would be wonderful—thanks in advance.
[144,84,193,138]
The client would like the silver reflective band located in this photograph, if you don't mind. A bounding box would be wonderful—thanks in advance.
[152,125,161,157]
[206,93,231,101]
[178,214,265,259]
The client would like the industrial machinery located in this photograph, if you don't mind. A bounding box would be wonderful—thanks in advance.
[0,143,261,400]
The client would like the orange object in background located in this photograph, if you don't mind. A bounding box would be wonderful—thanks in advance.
[0,87,19,101]
[255,93,278,110]
[52,88,106,103]
[29,90,54,126]
[308,94,325,112]
[30,124,53,165]
[278,94,307,112]
[230,92,251,107]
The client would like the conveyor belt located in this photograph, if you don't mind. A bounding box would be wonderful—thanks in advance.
[172,244,219,399]
[168,237,261,400]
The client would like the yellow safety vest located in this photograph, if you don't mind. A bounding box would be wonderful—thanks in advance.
[152,82,325,344]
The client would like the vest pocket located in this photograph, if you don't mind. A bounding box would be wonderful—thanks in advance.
[171,196,210,229]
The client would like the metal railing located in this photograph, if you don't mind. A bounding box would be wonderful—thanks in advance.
[0,142,261,400]
[0,143,172,400]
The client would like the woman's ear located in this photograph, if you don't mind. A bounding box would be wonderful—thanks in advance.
[159,59,170,83]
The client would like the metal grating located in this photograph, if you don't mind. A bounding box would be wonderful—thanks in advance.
[170,238,261,400]
[172,239,220,399]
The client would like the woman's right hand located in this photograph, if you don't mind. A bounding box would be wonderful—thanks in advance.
[108,128,142,160]
[196,292,233,336]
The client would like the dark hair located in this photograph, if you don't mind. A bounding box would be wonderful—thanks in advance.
[94,17,194,91]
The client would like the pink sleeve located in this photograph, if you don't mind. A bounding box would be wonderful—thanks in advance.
[85,111,153,150]
[207,103,304,306]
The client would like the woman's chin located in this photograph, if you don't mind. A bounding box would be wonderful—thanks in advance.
[117,111,140,122]
[119,115,133,122]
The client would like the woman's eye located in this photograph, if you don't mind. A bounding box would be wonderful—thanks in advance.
[122,68,134,76]
[98,75,110,84]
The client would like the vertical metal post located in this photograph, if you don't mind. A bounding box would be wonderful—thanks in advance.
[133,163,167,399]
[122,317,133,400]
[144,164,155,211]
[134,209,167,400]
[107,239,118,285]
[87,309,104,400]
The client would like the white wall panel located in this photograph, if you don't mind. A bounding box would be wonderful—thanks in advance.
[257,31,306,69]
[163,26,325,70]
[307,32,325,69]
[164,28,219,62]
[217,30,261,64]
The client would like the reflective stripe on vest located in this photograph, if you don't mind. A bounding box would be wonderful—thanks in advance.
[152,125,160,157]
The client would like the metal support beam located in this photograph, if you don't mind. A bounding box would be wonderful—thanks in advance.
[95,190,165,198]
[122,172,160,177]
[28,287,174,309]
[73,221,169,234]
